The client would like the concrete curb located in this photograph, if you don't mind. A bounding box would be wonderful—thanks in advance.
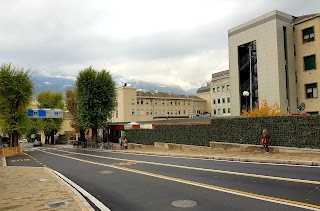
[47,168,94,211]
[117,150,319,166]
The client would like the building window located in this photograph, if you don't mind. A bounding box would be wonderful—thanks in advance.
[155,101,157,105]
[223,108,225,114]
[227,97,230,103]
[217,87,220,92]
[306,83,318,98]
[217,99,220,104]
[304,55,316,70]
[222,98,225,103]
[141,100,143,105]
[213,109,216,115]
[183,110,186,114]
[137,101,139,104]
[218,109,221,114]
[132,109,135,116]
[141,109,144,115]
[213,87,215,93]
[213,99,216,104]
[228,108,231,113]
[303,27,315,43]
[227,85,230,90]
[116,110,118,118]
[222,86,225,91]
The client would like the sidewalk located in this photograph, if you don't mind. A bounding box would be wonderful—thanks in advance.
[120,147,320,166]
[0,164,94,211]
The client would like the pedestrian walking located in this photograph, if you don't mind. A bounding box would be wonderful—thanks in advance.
[119,136,123,150]
[124,137,128,150]
[261,129,270,154]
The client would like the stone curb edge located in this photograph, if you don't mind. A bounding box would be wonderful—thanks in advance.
[117,150,320,166]
[46,168,94,211]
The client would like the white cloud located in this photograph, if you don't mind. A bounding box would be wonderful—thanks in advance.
[0,0,319,91]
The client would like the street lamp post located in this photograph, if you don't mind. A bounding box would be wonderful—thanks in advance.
[243,91,250,112]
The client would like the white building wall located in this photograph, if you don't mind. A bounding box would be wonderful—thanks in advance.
[228,10,297,116]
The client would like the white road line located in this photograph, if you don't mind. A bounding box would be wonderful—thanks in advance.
[52,148,320,185]
[52,170,111,211]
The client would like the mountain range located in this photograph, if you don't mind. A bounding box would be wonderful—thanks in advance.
[30,74,199,96]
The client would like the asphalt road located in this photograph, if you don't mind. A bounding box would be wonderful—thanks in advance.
[6,145,320,211]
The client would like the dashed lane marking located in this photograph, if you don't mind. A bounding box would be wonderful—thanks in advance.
[37,149,320,211]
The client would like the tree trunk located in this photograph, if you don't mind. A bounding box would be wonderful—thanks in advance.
[50,130,55,145]
[92,127,97,143]
[12,130,19,147]
[80,129,85,142]
[45,135,49,144]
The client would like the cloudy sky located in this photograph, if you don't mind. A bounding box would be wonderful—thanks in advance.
[1,0,319,90]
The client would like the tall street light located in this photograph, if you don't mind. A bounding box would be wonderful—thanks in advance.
[243,91,250,112]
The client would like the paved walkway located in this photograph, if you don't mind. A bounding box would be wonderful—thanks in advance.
[0,164,94,211]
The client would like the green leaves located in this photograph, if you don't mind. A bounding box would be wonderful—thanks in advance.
[76,66,117,129]
[0,63,34,146]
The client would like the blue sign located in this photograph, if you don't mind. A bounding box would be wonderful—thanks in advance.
[28,109,63,118]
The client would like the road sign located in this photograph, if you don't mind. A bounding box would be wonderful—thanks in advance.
[28,109,63,118]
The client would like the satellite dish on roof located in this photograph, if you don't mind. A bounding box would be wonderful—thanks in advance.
[297,103,306,112]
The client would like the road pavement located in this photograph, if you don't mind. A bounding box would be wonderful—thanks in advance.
[4,145,319,211]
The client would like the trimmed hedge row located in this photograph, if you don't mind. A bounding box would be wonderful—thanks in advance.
[128,116,320,149]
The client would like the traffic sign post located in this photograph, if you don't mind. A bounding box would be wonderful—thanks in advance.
[28,109,63,118]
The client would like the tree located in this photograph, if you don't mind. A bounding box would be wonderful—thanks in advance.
[65,87,85,142]
[76,66,117,143]
[242,99,284,118]
[0,63,33,147]
[37,90,64,144]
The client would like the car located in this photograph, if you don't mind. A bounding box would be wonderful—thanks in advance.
[19,139,28,144]
[33,139,42,147]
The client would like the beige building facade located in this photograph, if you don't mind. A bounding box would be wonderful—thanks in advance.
[112,87,207,122]
[294,14,320,114]
[228,10,297,116]
[211,70,231,116]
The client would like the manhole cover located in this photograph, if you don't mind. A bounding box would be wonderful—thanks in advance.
[171,200,197,208]
[45,201,68,208]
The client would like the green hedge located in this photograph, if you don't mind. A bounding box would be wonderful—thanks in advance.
[128,115,320,149]
[211,116,320,148]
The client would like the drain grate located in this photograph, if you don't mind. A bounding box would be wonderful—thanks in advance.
[45,200,68,208]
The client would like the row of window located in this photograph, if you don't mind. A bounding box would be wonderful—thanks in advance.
[135,99,191,106]
[132,109,192,116]
[213,97,230,104]
[212,85,230,93]
[213,108,231,115]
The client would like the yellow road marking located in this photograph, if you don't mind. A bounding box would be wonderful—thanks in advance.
[53,148,320,185]
[37,149,320,210]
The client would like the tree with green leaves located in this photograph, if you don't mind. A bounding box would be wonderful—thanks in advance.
[36,90,64,145]
[76,66,117,143]
[65,87,86,142]
[0,63,33,147]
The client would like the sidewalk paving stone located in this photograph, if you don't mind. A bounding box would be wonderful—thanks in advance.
[0,166,94,211]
